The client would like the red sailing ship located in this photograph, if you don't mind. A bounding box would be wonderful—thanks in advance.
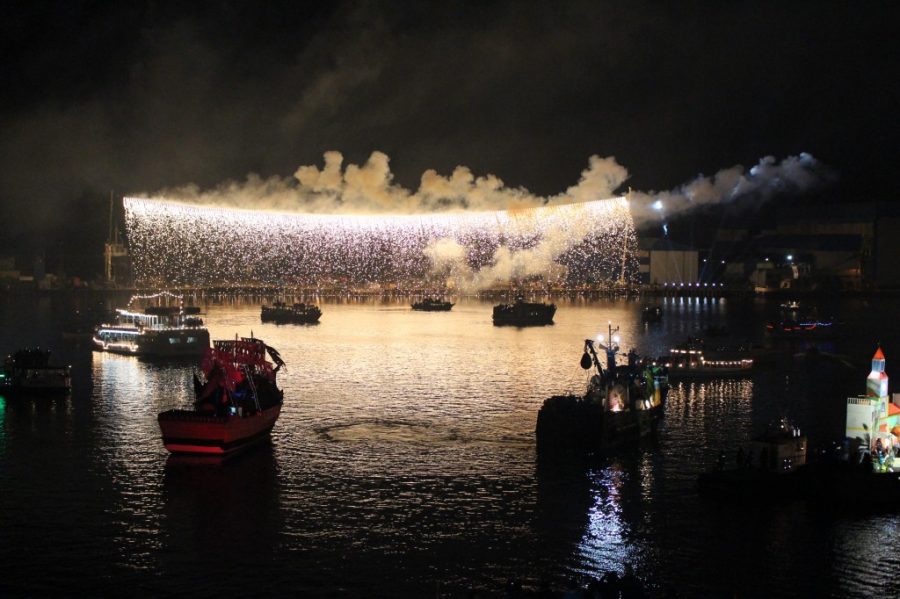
[158,336,285,455]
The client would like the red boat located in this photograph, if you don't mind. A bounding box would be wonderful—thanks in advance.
[158,336,285,455]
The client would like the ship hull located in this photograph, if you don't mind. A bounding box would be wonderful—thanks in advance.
[536,394,663,454]
[492,306,556,326]
[93,328,210,357]
[412,304,453,311]
[158,404,281,455]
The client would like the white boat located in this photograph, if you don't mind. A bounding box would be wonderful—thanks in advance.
[93,294,210,358]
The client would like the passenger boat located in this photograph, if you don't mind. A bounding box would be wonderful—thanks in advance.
[0,348,71,395]
[93,294,209,357]
[411,297,454,311]
[260,301,322,324]
[158,336,285,455]
[492,298,556,326]
[656,340,754,379]
[536,324,667,453]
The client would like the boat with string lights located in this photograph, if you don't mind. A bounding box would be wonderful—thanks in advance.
[158,336,285,455]
[536,323,668,453]
[411,297,454,311]
[656,338,754,378]
[260,301,322,324]
[0,348,71,396]
[765,315,836,339]
[92,292,210,357]
[492,298,556,326]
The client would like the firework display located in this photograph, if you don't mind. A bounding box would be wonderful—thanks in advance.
[124,197,638,289]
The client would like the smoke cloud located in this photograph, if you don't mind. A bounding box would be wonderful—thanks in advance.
[139,151,827,290]
[154,150,632,215]
[628,152,831,224]
[154,150,826,221]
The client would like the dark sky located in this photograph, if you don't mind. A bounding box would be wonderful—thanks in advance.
[1,1,898,273]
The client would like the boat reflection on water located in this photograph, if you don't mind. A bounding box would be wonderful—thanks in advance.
[160,441,284,594]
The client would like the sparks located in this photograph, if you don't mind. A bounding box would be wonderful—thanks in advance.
[124,197,639,289]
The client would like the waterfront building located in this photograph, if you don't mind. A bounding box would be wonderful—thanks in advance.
[636,238,699,286]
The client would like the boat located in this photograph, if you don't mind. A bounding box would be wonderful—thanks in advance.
[641,305,662,323]
[260,301,322,324]
[0,348,71,395]
[158,336,285,455]
[536,323,668,453]
[411,297,454,311]
[780,300,801,311]
[492,298,556,326]
[698,419,808,499]
[765,315,836,339]
[655,338,754,378]
[93,294,209,357]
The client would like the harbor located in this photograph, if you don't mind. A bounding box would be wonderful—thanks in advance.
[2,292,898,597]
[2,2,899,597]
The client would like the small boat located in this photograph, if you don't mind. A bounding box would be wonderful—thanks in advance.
[641,305,662,323]
[158,336,285,456]
[780,300,801,311]
[765,316,836,338]
[260,301,322,324]
[698,419,808,499]
[93,294,209,358]
[411,298,454,311]
[0,348,71,395]
[492,298,556,326]
[536,324,668,453]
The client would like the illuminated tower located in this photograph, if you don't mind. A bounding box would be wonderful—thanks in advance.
[867,346,888,401]
[846,346,895,449]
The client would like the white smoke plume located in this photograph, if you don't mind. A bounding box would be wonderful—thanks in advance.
[143,151,827,290]
[155,150,630,214]
[628,152,830,223]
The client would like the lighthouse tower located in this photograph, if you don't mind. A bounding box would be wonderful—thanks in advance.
[846,346,900,450]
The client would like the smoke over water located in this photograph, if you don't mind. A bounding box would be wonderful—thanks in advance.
[155,151,630,215]
[126,152,827,289]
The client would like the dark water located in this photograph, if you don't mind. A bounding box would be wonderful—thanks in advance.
[1,293,899,597]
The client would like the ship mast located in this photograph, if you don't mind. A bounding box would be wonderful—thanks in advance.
[103,191,129,286]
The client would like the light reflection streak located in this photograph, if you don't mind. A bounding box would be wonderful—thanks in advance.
[91,351,196,570]
[0,395,5,452]
[576,464,636,576]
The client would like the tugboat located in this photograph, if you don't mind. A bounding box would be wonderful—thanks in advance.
[411,297,454,311]
[93,293,209,357]
[0,348,71,395]
[260,301,322,324]
[536,324,667,453]
[157,336,285,456]
[492,298,556,326]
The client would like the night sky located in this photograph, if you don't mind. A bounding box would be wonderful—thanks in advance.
[1,1,898,276]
